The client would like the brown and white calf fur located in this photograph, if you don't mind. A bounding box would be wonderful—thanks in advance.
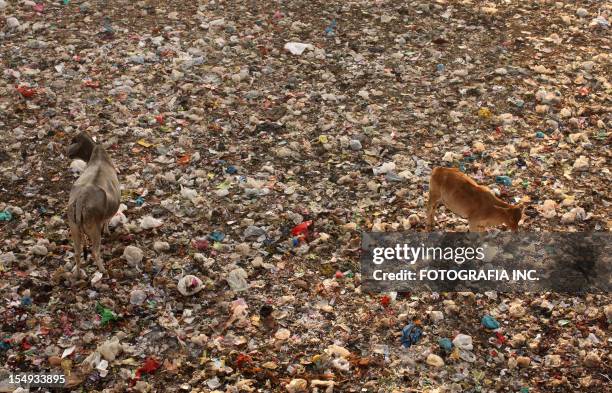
[427,167,524,232]
[66,132,120,277]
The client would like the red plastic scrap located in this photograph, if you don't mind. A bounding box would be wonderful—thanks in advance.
[177,154,191,166]
[192,238,209,250]
[135,357,160,379]
[495,331,506,345]
[380,295,391,308]
[21,337,32,350]
[235,353,253,369]
[160,49,175,58]
[291,220,312,237]
[188,277,199,289]
[16,85,37,98]
[155,115,164,125]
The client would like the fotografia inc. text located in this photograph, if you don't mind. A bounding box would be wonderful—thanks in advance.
[372,269,540,282]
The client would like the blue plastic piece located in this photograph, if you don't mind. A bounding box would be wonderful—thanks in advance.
[482,315,500,329]
[0,210,12,221]
[208,231,225,242]
[325,19,337,36]
[401,323,422,348]
[438,338,453,352]
[495,176,512,187]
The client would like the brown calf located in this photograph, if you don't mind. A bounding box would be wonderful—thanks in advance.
[427,167,523,232]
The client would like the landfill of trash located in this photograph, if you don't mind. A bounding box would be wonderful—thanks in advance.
[1,0,610,392]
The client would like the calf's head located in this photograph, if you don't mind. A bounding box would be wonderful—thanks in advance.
[66,132,95,162]
[505,203,525,232]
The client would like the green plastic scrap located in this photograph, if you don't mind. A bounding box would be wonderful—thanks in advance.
[557,319,571,327]
[96,303,118,325]
[0,210,12,221]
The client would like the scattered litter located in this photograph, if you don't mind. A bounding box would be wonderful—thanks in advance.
[426,353,445,368]
[284,42,314,55]
[139,216,163,229]
[452,334,473,351]
[227,268,249,292]
[177,275,204,296]
[122,245,144,267]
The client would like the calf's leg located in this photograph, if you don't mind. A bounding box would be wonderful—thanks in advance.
[85,222,106,275]
[69,223,84,279]
[426,189,441,231]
